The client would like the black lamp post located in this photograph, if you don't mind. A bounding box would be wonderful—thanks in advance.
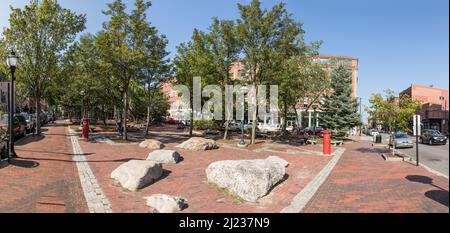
[81,90,85,118]
[6,51,18,160]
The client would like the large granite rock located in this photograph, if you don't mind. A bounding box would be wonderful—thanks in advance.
[176,137,218,151]
[266,156,289,167]
[144,194,187,213]
[206,157,287,202]
[111,160,163,191]
[147,150,181,164]
[139,139,163,150]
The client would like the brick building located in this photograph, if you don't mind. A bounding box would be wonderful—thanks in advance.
[400,84,449,134]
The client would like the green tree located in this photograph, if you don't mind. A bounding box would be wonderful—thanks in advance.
[206,18,240,139]
[174,29,214,136]
[96,0,138,140]
[130,0,171,135]
[236,0,304,144]
[2,0,86,134]
[320,65,361,138]
[366,90,420,132]
[59,33,120,123]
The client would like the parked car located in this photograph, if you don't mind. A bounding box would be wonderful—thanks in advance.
[0,127,7,160]
[41,112,48,125]
[176,122,186,130]
[298,127,325,137]
[258,123,281,133]
[390,132,414,148]
[33,112,47,125]
[20,112,36,134]
[46,112,54,123]
[225,122,241,131]
[1,114,28,139]
[419,129,448,145]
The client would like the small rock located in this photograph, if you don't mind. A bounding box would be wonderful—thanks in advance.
[266,156,289,167]
[176,137,218,151]
[144,194,187,213]
[139,139,163,150]
[147,150,181,164]
[111,160,163,191]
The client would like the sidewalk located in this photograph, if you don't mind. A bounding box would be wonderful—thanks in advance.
[303,141,449,213]
[0,122,88,213]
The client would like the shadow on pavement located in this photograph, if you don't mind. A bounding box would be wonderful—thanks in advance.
[425,190,449,207]
[406,175,449,207]
[8,158,40,168]
[355,146,387,154]
[406,175,433,184]
[15,135,45,146]
[15,156,138,164]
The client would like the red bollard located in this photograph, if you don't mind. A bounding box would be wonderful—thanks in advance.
[323,130,331,156]
[82,117,89,139]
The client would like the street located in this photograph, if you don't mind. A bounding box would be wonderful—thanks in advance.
[402,141,449,177]
[380,133,449,176]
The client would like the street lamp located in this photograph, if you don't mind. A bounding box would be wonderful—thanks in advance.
[6,51,18,160]
[80,90,85,118]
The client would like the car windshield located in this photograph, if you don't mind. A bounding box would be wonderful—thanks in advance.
[395,134,408,139]
[429,130,441,135]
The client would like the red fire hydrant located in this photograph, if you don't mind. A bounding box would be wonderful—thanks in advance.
[82,117,89,139]
[323,130,331,156]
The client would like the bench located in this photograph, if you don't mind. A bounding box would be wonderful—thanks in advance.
[306,140,317,145]
[331,140,343,146]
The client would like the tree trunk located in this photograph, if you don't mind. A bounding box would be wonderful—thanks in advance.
[122,91,128,140]
[35,93,41,135]
[189,110,193,137]
[189,94,193,137]
[282,98,288,134]
[145,105,151,136]
[223,121,230,140]
[102,104,107,126]
[251,87,258,144]
[293,103,300,133]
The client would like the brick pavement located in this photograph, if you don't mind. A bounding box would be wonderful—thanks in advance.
[0,122,88,213]
[303,141,449,213]
[77,128,333,213]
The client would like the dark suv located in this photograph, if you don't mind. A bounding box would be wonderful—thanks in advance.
[419,129,448,145]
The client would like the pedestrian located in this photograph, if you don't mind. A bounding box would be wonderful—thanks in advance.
[116,121,123,136]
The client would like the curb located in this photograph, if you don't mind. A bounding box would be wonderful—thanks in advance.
[403,159,449,179]
[420,163,449,179]
[280,147,346,213]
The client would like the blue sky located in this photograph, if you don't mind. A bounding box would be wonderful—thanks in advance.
[1,0,449,119]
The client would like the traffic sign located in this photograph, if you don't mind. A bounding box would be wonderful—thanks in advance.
[413,115,421,136]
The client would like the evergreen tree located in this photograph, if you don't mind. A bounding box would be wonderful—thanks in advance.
[320,65,361,138]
